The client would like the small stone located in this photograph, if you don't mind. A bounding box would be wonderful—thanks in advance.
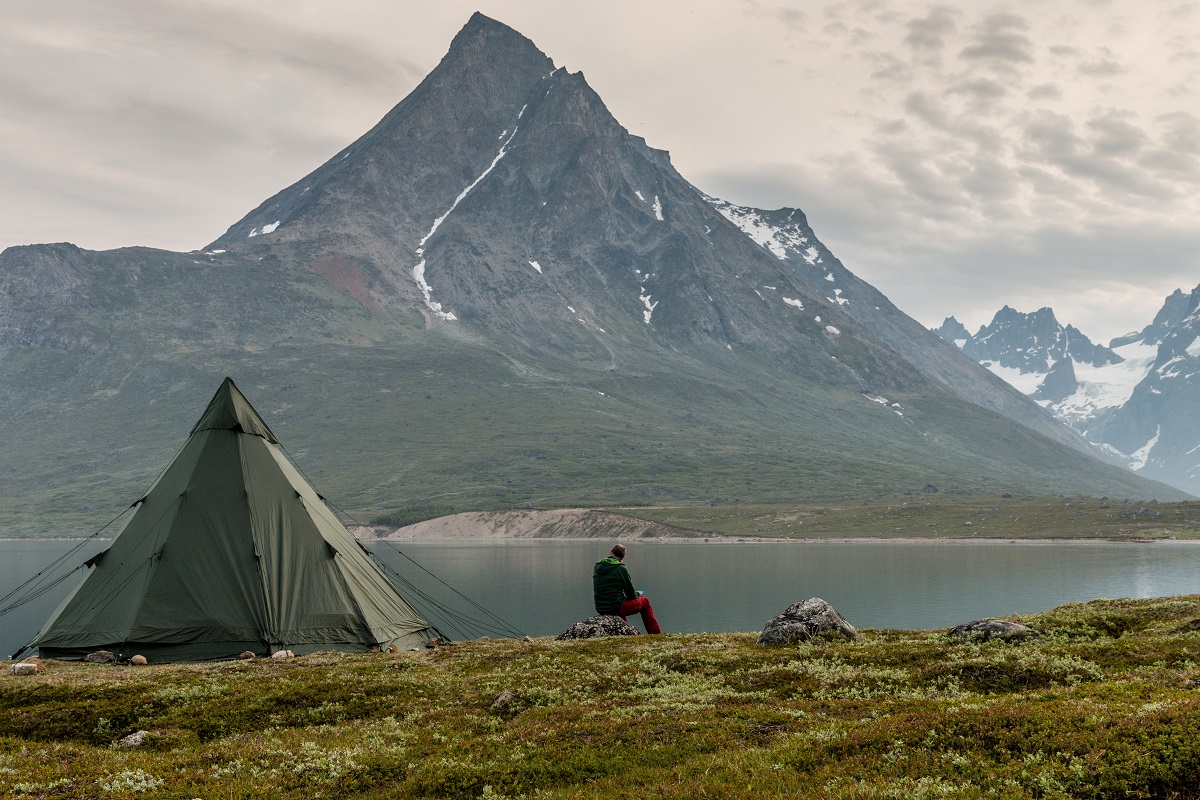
[117,730,149,748]
[478,636,490,641]
[270,649,294,659]
[239,650,257,660]
[522,635,534,643]
[85,650,115,663]
[490,689,517,711]
[949,619,1034,642]
[425,637,446,649]
[556,615,639,640]
[10,662,38,676]
[129,655,148,666]
[757,598,858,646]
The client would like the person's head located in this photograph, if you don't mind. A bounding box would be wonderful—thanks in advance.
[610,543,626,561]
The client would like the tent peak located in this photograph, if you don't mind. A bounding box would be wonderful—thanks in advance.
[190,377,278,442]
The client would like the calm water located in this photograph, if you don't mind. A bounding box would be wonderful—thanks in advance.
[3,538,1200,654]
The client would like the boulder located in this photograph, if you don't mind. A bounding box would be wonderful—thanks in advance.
[556,615,640,640]
[949,619,1034,642]
[117,730,149,748]
[10,662,38,676]
[129,655,148,666]
[490,689,517,711]
[85,650,116,663]
[757,598,858,646]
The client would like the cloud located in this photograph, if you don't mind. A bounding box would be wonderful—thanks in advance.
[903,5,959,60]
[945,77,1009,111]
[1028,83,1063,100]
[959,13,1034,68]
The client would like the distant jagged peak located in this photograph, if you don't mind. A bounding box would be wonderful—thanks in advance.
[1111,284,1200,349]
[931,316,970,346]
[966,304,1120,373]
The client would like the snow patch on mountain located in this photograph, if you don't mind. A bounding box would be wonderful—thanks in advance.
[1129,425,1162,471]
[248,221,281,238]
[707,199,808,261]
[412,260,457,322]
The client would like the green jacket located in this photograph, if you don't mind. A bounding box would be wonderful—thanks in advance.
[593,556,636,614]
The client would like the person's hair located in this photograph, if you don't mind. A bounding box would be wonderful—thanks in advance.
[610,544,626,559]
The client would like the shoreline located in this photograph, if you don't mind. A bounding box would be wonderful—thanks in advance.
[360,533,1197,545]
[1,534,1196,544]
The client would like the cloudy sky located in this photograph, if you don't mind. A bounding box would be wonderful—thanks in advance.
[3,0,1197,341]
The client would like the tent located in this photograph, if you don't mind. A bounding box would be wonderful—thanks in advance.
[28,378,435,661]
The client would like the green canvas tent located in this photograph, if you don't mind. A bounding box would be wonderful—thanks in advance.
[29,378,435,661]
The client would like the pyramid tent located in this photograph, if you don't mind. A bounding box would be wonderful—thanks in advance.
[30,378,435,661]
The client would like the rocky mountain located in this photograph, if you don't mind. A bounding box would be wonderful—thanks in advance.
[936,291,1200,494]
[0,13,1179,536]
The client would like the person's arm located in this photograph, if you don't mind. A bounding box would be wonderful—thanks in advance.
[620,565,636,600]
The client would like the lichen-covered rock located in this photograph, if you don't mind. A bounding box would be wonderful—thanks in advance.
[129,655,148,666]
[85,650,115,663]
[117,730,149,748]
[556,615,640,640]
[949,619,1034,642]
[10,662,38,676]
[757,598,858,646]
[490,689,517,711]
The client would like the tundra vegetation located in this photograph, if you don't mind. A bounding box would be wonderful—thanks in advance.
[4,596,1200,798]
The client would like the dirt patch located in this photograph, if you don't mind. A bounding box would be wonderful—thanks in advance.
[368,509,699,540]
[308,256,383,317]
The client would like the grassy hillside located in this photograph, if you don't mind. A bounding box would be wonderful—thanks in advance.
[0,335,1183,538]
[5,596,1200,797]
[621,495,1200,541]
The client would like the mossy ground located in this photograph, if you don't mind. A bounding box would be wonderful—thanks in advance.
[5,596,1200,798]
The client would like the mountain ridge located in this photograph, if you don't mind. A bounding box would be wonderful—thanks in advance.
[936,291,1200,494]
[0,13,1182,536]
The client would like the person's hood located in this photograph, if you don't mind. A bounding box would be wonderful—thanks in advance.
[594,556,624,575]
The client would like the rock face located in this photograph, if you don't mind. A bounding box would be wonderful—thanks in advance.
[556,615,640,640]
[948,619,1034,641]
[757,598,858,645]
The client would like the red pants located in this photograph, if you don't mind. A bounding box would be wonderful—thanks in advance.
[617,597,661,634]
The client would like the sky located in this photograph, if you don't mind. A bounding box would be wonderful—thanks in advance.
[2,0,1198,342]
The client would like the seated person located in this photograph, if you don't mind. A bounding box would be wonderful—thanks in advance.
[592,543,661,634]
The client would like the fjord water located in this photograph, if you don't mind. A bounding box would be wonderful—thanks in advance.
[4,538,1199,654]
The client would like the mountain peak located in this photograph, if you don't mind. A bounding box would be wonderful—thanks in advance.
[448,12,549,64]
